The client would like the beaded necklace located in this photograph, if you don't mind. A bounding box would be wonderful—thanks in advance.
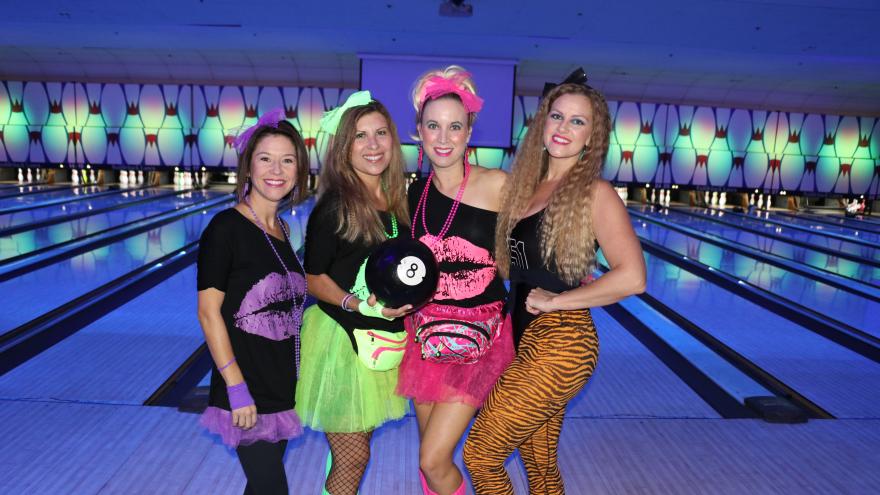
[412,162,471,242]
[244,195,306,337]
[384,213,399,239]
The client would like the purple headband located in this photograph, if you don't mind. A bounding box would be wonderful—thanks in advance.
[232,108,287,154]
[416,72,484,114]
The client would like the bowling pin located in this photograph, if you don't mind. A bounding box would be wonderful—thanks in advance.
[650,189,656,204]
[137,170,144,184]
[17,168,24,184]
[748,193,754,206]
[72,169,80,185]
[765,195,772,210]
[227,172,236,184]
[719,192,727,207]
[711,191,718,205]
[120,169,129,185]
[89,169,97,184]
[665,189,671,206]
[704,191,710,205]
[26,168,33,183]
[757,194,764,209]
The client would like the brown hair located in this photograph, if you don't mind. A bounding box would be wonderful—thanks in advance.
[495,83,612,284]
[235,121,309,205]
[318,100,410,245]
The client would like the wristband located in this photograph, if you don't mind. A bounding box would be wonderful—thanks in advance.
[218,357,236,372]
[227,382,255,410]
[358,299,394,321]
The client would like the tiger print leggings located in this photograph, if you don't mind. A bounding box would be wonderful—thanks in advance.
[463,309,598,495]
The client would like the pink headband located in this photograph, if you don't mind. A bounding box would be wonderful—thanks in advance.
[417,72,484,114]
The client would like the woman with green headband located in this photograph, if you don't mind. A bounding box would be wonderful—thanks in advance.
[295,91,412,495]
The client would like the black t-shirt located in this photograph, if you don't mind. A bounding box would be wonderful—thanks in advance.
[408,177,507,308]
[303,194,407,338]
[197,208,306,413]
[507,209,580,344]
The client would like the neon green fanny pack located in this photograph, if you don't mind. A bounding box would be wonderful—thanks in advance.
[352,329,407,371]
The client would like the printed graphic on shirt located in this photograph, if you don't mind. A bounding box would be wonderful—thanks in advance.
[420,234,496,301]
[508,238,528,270]
[235,271,307,341]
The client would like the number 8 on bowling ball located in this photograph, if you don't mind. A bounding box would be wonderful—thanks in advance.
[365,238,439,309]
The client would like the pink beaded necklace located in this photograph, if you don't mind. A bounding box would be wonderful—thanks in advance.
[412,159,471,242]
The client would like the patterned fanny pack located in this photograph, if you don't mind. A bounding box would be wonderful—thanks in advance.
[411,301,504,365]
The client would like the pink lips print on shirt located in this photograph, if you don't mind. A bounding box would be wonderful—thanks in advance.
[420,234,496,301]
[234,271,306,341]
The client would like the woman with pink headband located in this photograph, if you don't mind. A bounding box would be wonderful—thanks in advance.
[396,65,514,495]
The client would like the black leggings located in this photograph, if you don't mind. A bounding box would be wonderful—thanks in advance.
[237,440,289,494]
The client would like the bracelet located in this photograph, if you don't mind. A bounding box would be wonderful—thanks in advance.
[218,357,236,372]
[341,293,356,312]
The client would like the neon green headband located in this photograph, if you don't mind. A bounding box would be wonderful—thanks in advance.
[319,90,373,135]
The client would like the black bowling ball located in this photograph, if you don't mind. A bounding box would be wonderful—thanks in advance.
[365,238,439,309]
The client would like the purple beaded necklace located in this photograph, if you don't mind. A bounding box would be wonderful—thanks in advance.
[243,194,306,338]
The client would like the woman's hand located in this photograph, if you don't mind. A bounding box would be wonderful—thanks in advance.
[525,288,559,315]
[232,404,257,430]
[364,294,413,319]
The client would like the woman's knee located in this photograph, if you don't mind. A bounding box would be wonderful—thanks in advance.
[419,443,452,477]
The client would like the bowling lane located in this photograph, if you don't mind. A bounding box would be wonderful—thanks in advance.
[639,251,880,418]
[632,215,878,334]
[751,210,880,244]
[0,184,71,198]
[674,207,880,264]
[778,210,880,233]
[0,200,313,404]
[0,184,112,210]
[0,189,228,262]
[0,186,172,232]
[566,306,720,418]
[0,201,231,334]
[634,207,880,288]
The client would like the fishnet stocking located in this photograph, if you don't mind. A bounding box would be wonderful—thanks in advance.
[325,432,373,495]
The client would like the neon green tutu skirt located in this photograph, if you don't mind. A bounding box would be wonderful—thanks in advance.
[295,306,409,433]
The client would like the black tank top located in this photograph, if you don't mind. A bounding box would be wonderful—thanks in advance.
[507,210,579,346]
[408,177,507,308]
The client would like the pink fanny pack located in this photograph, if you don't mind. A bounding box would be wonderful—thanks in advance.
[411,301,504,365]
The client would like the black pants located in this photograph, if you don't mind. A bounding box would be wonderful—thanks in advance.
[237,440,289,494]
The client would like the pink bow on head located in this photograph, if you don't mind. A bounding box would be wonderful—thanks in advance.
[233,108,287,154]
[419,72,484,114]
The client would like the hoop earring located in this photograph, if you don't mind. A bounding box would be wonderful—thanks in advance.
[579,146,588,161]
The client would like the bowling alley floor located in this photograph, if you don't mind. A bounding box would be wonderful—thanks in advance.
[1,399,878,494]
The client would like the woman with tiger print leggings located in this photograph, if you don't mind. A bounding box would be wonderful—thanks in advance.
[463,72,646,494]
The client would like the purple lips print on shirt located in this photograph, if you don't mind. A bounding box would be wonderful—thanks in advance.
[234,271,306,341]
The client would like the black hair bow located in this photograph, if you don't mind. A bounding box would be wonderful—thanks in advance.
[542,67,590,98]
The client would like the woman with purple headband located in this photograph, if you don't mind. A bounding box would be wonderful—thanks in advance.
[396,66,514,495]
[197,110,309,494]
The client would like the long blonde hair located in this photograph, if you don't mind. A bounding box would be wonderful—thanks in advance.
[495,83,612,284]
[318,100,409,245]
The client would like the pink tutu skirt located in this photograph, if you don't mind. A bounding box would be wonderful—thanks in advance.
[396,303,514,408]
